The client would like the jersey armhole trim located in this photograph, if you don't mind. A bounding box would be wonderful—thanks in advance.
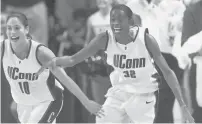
[132,26,139,42]
[144,28,153,57]
[104,31,109,51]
[36,44,47,66]
[1,40,5,60]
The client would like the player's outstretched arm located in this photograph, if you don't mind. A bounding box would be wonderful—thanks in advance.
[55,32,108,68]
[36,32,108,75]
[37,46,104,117]
[145,33,194,123]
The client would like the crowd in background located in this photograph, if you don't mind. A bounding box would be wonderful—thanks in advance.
[1,0,202,123]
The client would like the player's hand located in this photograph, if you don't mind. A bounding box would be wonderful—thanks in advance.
[36,57,57,76]
[85,100,104,118]
[181,105,195,123]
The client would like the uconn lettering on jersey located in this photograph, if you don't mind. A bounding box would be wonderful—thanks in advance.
[113,54,146,69]
[7,66,38,81]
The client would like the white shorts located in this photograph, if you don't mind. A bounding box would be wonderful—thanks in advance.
[96,87,158,123]
[17,99,63,123]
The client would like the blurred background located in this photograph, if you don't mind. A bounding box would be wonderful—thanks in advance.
[1,0,202,123]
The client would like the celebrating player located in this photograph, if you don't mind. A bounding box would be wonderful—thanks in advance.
[0,12,103,123]
[37,4,194,123]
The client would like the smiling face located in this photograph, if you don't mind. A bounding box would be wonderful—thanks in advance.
[6,17,29,43]
[110,9,131,36]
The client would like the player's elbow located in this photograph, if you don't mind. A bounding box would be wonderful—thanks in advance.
[57,56,75,68]
[69,57,76,67]
[65,57,76,67]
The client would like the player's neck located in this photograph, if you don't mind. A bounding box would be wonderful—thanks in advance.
[11,39,30,59]
[116,33,133,45]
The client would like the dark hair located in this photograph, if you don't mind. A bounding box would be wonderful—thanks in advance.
[110,4,133,19]
[6,12,32,40]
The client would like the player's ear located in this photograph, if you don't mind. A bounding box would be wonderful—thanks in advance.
[129,17,134,26]
[25,26,29,35]
[132,14,141,26]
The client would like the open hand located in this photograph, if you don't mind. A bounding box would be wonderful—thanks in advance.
[85,100,105,118]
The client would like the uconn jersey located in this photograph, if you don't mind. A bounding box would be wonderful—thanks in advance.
[105,27,158,93]
[2,40,63,105]
[89,11,110,35]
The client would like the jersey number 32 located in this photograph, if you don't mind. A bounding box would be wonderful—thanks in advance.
[123,70,136,78]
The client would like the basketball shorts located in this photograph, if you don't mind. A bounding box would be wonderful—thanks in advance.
[96,87,158,123]
[16,98,63,123]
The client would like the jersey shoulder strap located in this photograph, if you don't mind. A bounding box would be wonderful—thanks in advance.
[1,40,5,60]
[104,30,109,51]
[144,28,153,57]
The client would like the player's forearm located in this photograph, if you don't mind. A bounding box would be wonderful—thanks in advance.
[55,53,89,68]
[182,68,193,110]
[55,34,103,68]
[53,67,90,107]
[55,52,93,68]
[63,77,90,106]
[164,70,186,106]
[55,56,75,67]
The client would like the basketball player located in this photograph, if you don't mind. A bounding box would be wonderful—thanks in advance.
[84,0,112,105]
[37,4,194,123]
[0,12,103,123]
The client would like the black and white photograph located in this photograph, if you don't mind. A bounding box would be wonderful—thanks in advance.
[1,0,202,123]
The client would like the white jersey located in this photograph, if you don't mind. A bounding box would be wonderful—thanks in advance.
[105,26,158,93]
[2,39,63,105]
[89,11,110,35]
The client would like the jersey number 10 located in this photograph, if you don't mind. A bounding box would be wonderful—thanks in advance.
[18,82,30,94]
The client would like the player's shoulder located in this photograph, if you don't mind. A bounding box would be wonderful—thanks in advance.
[31,40,51,53]
[3,39,9,45]
[1,39,9,50]
[130,26,146,38]
[37,45,54,58]
[31,40,42,46]
[36,43,55,65]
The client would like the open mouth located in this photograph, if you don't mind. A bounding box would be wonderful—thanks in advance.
[10,36,20,41]
[113,27,122,33]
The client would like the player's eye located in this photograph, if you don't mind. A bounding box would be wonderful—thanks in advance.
[15,27,20,30]
[111,18,116,22]
[7,26,12,30]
